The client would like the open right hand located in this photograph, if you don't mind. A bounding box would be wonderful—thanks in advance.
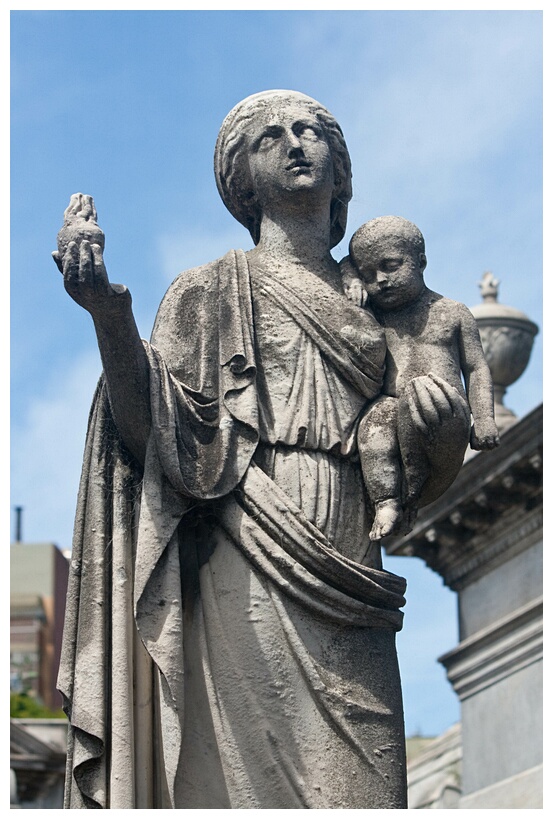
[52,240,130,316]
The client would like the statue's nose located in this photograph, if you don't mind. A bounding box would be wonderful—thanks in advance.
[285,130,303,156]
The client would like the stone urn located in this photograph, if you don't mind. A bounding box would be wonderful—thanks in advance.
[470,272,538,432]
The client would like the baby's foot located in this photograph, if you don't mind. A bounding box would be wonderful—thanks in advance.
[369,498,403,540]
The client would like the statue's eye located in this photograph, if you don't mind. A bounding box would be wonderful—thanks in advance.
[359,267,376,283]
[382,259,403,272]
[298,125,320,140]
[255,127,282,149]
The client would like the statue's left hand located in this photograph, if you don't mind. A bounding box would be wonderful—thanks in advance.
[470,419,500,450]
[400,373,472,509]
[405,373,470,440]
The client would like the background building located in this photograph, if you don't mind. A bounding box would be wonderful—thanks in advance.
[392,276,542,808]
[10,719,67,809]
[10,541,70,710]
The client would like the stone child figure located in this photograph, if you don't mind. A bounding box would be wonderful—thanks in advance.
[342,216,500,540]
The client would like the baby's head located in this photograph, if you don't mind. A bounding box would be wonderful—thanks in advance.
[349,216,427,311]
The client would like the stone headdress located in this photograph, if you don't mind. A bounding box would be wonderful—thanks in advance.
[214,90,352,249]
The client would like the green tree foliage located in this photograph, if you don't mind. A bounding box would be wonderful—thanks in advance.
[10,692,65,719]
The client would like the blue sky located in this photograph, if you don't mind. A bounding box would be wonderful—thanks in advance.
[10,8,542,738]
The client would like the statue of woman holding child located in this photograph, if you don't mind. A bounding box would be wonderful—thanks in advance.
[54,90,490,809]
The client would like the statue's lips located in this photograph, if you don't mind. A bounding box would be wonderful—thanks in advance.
[374,288,399,304]
[287,161,312,173]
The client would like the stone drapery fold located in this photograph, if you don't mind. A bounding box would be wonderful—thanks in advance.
[58,250,406,808]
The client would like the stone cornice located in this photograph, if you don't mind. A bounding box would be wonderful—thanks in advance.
[438,597,543,700]
[384,405,542,590]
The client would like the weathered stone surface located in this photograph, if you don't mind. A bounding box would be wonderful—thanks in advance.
[386,404,543,808]
[343,216,499,541]
[54,193,105,259]
[53,91,490,809]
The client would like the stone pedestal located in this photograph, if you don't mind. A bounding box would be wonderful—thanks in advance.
[386,405,543,809]
[441,596,542,808]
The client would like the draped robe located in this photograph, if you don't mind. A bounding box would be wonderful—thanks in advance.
[58,250,408,809]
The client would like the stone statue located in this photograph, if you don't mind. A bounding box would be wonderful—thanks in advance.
[341,216,499,540]
[53,90,496,809]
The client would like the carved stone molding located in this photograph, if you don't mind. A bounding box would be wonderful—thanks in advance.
[384,405,542,591]
[438,597,543,700]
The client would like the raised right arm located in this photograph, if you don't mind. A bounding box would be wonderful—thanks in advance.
[53,197,151,465]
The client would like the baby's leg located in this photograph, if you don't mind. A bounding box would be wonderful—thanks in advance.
[396,390,431,507]
[358,396,403,540]
[398,373,471,509]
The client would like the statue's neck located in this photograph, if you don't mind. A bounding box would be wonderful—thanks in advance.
[250,205,336,274]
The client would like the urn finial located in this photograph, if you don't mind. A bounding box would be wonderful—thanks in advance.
[478,271,500,303]
[470,273,538,432]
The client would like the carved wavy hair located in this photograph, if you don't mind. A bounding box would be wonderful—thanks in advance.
[214,90,352,249]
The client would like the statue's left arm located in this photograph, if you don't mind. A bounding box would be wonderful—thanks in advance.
[457,304,500,450]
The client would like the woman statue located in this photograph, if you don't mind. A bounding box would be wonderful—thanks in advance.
[54,90,451,809]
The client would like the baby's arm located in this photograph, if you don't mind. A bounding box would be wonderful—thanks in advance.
[339,255,368,308]
[457,304,500,450]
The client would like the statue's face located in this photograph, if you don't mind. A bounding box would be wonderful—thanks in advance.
[246,103,334,210]
[355,237,426,311]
